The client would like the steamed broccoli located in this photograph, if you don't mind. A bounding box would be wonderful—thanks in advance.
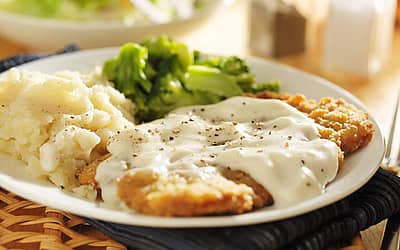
[194,55,279,94]
[144,73,220,121]
[185,65,243,97]
[102,36,280,122]
[141,36,193,75]
[137,36,201,121]
[103,43,152,112]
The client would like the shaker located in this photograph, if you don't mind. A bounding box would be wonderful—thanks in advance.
[322,0,397,76]
[249,0,328,58]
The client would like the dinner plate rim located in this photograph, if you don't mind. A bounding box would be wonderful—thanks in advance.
[0,47,385,228]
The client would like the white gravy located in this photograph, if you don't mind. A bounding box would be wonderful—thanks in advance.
[96,97,339,209]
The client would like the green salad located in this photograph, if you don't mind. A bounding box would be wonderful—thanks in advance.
[0,0,209,23]
[103,36,279,122]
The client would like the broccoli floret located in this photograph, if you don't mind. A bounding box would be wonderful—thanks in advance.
[194,55,279,94]
[103,43,152,111]
[195,56,221,68]
[219,56,250,75]
[102,37,280,122]
[141,36,193,74]
[142,73,221,121]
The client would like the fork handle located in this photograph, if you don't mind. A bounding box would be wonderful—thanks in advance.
[382,214,400,249]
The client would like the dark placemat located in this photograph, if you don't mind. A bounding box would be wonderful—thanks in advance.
[0,44,79,72]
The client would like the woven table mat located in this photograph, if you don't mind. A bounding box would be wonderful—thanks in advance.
[0,188,126,250]
[0,187,366,250]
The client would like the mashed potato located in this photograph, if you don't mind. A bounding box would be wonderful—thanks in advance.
[0,68,135,196]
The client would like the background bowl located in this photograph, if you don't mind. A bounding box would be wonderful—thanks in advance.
[0,0,227,50]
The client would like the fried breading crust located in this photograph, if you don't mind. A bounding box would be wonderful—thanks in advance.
[117,170,258,216]
[79,158,274,216]
[253,91,375,154]
[220,168,274,208]
[77,153,110,187]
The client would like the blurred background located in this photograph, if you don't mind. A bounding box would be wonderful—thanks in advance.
[0,0,399,132]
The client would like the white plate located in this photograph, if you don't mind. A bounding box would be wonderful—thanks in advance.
[0,1,226,50]
[0,48,385,228]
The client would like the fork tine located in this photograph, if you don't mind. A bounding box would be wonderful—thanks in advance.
[384,90,400,165]
[379,90,400,250]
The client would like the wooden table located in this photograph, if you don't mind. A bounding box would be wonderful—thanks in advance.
[0,1,398,249]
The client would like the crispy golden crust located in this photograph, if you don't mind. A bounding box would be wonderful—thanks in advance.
[79,158,274,216]
[117,170,256,216]
[253,91,375,155]
[77,153,110,187]
[220,168,273,208]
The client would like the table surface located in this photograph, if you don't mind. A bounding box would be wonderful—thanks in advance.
[0,1,398,250]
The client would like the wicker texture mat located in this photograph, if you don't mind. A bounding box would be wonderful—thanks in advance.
[0,186,366,250]
[0,188,126,250]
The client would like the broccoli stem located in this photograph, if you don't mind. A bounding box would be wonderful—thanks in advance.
[185,65,243,97]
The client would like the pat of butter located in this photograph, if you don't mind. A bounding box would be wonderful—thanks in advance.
[322,0,396,76]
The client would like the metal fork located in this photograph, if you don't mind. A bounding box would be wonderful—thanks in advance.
[380,90,400,250]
